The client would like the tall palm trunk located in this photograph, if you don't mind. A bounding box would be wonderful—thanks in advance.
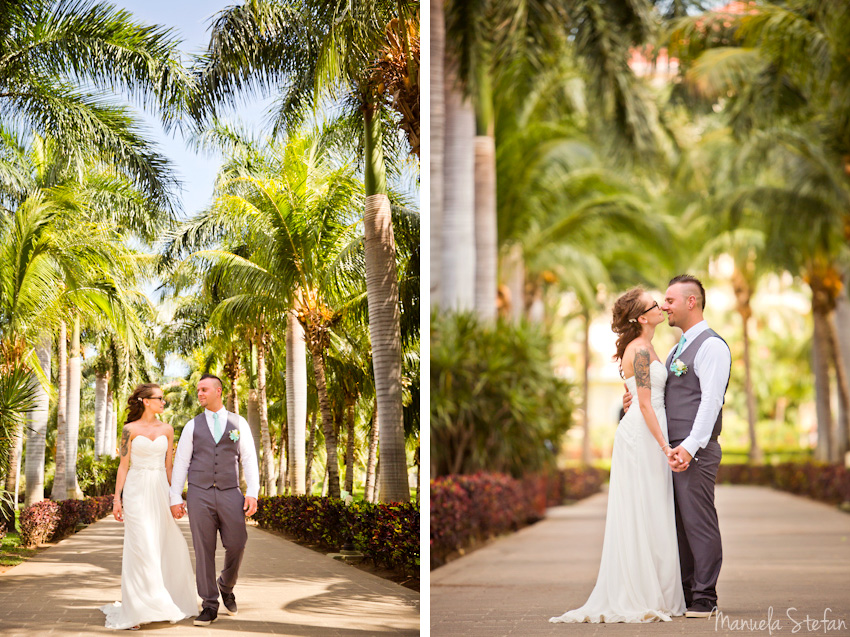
[344,393,356,494]
[25,340,51,506]
[441,66,476,311]
[364,398,379,503]
[825,312,850,459]
[305,411,317,495]
[286,311,307,494]
[256,337,274,495]
[430,0,445,304]
[310,346,340,499]
[363,106,408,503]
[105,391,115,457]
[225,348,240,415]
[836,287,850,455]
[581,311,592,465]
[66,313,82,499]
[500,243,526,321]
[474,134,497,320]
[53,320,68,500]
[277,420,288,495]
[732,270,762,463]
[4,422,23,495]
[812,307,834,462]
[94,370,108,458]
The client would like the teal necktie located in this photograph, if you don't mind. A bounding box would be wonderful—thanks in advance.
[213,411,222,443]
[671,335,686,369]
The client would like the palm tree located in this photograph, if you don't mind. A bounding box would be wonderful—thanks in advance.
[191,0,415,503]
[671,0,850,461]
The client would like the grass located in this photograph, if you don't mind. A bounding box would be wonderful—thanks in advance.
[0,508,36,570]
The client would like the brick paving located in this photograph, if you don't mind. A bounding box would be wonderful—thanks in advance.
[431,485,850,636]
[0,516,419,636]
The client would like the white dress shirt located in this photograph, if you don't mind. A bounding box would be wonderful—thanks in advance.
[169,407,260,506]
[668,320,732,459]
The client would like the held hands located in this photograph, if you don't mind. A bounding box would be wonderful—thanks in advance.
[170,503,186,520]
[623,385,633,413]
[113,499,123,523]
[667,445,693,472]
[243,496,258,517]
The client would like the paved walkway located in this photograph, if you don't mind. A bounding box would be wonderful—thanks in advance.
[0,516,419,636]
[432,485,850,636]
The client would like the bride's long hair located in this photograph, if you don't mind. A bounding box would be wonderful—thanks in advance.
[125,383,161,424]
[612,288,649,375]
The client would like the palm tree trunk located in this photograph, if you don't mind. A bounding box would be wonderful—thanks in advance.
[430,0,445,305]
[94,370,108,458]
[25,340,51,506]
[812,307,834,462]
[53,320,68,501]
[825,310,850,460]
[500,243,526,321]
[286,311,307,494]
[66,313,82,499]
[310,347,340,499]
[836,287,850,456]
[441,65,476,311]
[106,392,116,457]
[344,393,356,495]
[363,107,408,504]
[256,337,274,496]
[474,134,497,320]
[305,410,317,495]
[581,311,592,465]
[4,423,23,495]
[364,398,379,503]
[247,389,261,467]
[740,308,763,463]
[277,420,288,495]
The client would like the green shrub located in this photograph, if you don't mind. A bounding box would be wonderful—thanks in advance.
[76,453,120,496]
[254,495,419,575]
[430,312,574,477]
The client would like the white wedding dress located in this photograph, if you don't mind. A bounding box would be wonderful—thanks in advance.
[101,435,198,629]
[550,361,686,623]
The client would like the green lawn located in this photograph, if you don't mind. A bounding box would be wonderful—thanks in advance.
[0,508,35,569]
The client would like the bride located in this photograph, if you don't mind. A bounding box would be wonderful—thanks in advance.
[550,288,686,623]
[101,383,197,630]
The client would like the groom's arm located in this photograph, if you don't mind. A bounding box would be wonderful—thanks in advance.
[680,338,731,459]
[237,416,260,508]
[169,419,195,507]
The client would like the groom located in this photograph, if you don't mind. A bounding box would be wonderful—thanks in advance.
[625,275,731,619]
[170,374,260,626]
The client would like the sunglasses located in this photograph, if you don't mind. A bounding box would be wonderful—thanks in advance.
[640,301,659,315]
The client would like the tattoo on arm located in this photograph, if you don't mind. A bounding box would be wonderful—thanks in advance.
[120,427,130,457]
[634,348,651,389]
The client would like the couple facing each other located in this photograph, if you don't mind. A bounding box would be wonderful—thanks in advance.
[550,274,731,624]
[100,374,260,630]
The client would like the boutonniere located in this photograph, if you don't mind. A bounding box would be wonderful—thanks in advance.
[229,429,240,442]
[671,359,688,377]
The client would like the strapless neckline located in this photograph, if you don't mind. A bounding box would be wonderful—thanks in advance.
[133,434,167,444]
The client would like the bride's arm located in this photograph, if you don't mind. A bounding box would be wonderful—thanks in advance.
[633,348,671,451]
[113,424,132,522]
[165,426,175,485]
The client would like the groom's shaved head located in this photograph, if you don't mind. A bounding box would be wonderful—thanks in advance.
[668,274,705,310]
[199,374,223,391]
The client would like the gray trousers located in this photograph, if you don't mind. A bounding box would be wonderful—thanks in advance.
[186,485,247,610]
[670,439,723,606]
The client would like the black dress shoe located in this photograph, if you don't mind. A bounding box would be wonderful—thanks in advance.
[219,587,238,616]
[685,599,718,618]
[194,607,218,626]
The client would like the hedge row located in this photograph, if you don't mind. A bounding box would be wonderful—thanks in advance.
[19,495,114,548]
[430,468,608,569]
[717,462,850,505]
[254,495,419,575]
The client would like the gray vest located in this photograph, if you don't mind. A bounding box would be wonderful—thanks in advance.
[187,411,241,490]
[665,328,729,443]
